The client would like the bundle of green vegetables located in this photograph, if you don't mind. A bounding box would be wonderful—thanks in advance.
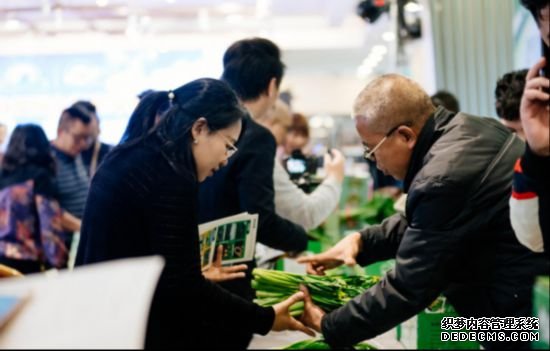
[251,269,380,316]
[282,338,377,350]
[339,194,396,225]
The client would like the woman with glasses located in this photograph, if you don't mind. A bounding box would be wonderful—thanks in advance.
[116,87,247,283]
[75,78,313,349]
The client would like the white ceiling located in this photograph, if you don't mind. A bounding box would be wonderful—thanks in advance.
[0,0,359,37]
[0,0,399,117]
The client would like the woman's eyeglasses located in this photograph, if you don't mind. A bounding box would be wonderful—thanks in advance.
[218,133,238,158]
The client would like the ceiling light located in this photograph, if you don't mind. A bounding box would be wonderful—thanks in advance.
[5,19,23,31]
[371,45,388,55]
[404,2,423,13]
[96,0,109,7]
[357,66,373,79]
[218,2,244,15]
[382,31,395,42]
[198,8,210,31]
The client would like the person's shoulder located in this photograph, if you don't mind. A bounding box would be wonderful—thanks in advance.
[100,142,114,153]
[240,118,276,149]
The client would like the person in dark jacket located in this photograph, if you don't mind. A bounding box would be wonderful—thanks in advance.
[298,74,547,349]
[198,37,309,348]
[75,78,313,349]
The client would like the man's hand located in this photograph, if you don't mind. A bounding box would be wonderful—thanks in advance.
[272,292,316,336]
[520,57,550,156]
[299,285,325,333]
[297,232,362,275]
[203,245,247,282]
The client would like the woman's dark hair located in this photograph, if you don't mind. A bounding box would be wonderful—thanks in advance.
[495,69,528,122]
[119,90,171,143]
[1,124,56,175]
[116,78,247,175]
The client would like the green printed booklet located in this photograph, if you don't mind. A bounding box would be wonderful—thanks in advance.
[198,212,258,270]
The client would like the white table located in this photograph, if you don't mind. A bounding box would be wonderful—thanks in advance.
[249,327,404,349]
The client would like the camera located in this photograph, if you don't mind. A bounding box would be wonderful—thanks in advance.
[356,0,390,24]
[284,149,324,193]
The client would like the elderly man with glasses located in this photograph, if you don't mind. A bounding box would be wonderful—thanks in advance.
[298,74,547,350]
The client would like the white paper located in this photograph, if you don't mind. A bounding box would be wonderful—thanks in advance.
[0,256,164,349]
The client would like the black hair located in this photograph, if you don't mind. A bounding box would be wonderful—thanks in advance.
[137,89,156,100]
[1,124,56,176]
[221,37,285,101]
[495,69,529,122]
[430,90,460,113]
[119,90,171,144]
[71,100,97,120]
[57,106,92,130]
[521,0,547,25]
[116,78,248,176]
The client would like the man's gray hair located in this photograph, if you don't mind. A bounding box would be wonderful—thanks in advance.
[353,74,435,134]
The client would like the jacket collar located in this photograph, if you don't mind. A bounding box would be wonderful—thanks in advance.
[403,107,453,192]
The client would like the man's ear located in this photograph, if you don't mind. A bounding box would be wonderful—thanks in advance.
[191,117,208,141]
[397,125,417,149]
[267,77,278,99]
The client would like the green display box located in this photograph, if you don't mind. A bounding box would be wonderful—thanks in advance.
[533,276,549,349]
[397,296,480,350]
[339,175,371,210]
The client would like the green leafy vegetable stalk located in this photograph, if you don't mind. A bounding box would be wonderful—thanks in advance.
[252,269,380,316]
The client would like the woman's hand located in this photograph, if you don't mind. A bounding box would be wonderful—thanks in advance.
[203,245,247,282]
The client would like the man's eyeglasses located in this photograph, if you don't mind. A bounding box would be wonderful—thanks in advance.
[68,131,93,145]
[363,124,401,161]
[218,133,238,158]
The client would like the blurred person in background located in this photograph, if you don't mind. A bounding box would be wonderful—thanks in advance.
[298,74,546,350]
[510,0,550,255]
[281,112,311,161]
[75,78,313,348]
[71,101,113,178]
[51,106,93,254]
[257,99,344,230]
[0,123,7,165]
[495,69,529,139]
[0,124,80,274]
[198,37,308,349]
[430,90,460,113]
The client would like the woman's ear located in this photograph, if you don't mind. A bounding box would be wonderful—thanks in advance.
[191,117,208,142]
